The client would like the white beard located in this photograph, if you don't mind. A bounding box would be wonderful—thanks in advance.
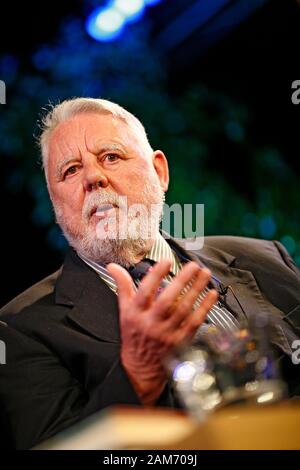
[53,178,165,267]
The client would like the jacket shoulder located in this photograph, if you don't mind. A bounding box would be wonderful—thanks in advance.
[202,235,299,275]
[204,235,274,257]
[0,268,62,317]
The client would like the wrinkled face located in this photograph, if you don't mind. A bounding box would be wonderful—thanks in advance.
[46,112,169,266]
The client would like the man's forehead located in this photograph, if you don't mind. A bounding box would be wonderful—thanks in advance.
[47,113,150,170]
[49,112,139,147]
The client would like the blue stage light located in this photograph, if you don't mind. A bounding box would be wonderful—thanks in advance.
[86,7,125,42]
[144,0,162,5]
[113,0,145,23]
[86,0,163,42]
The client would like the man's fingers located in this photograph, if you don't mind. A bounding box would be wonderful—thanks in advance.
[107,263,135,300]
[153,262,206,318]
[176,289,219,342]
[163,267,212,329]
[134,259,172,308]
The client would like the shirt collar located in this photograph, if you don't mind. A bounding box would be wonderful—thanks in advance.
[146,233,180,275]
[78,232,180,280]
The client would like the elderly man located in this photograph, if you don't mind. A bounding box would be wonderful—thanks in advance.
[0,98,299,449]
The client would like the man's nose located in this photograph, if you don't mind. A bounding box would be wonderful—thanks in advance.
[83,162,109,192]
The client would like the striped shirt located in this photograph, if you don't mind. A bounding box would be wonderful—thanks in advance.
[80,234,239,331]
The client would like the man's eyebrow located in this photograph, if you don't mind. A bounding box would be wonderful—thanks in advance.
[56,157,80,180]
[94,143,125,154]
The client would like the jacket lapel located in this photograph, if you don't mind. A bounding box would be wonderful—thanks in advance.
[55,249,120,343]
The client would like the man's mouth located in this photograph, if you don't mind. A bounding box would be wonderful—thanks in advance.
[90,203,117,219]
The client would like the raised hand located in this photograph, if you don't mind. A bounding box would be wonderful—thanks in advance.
[107,260,218,406]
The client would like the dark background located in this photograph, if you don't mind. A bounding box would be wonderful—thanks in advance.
[0,0,299,306]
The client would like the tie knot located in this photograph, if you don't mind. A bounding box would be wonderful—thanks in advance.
[128,259,173,296]
[128,259,154,283]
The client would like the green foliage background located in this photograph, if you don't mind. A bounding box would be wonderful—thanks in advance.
[1,18,299,264]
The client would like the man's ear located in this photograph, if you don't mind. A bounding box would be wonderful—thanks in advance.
[152,150,169,192]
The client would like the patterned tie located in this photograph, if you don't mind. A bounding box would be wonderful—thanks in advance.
[128,259,169,295]
[128,259,239,332]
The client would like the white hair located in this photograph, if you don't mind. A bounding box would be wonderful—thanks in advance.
[38,97,153,170]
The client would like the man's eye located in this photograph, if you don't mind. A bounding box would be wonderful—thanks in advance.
[104,154,119,163]
[64,166,78,177]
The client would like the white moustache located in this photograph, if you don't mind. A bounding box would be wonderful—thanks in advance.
[82,192,126,221]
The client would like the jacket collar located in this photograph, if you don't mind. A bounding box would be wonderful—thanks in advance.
[55,248,120,343]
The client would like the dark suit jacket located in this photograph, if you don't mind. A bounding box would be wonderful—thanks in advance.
[0,236,300,449]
